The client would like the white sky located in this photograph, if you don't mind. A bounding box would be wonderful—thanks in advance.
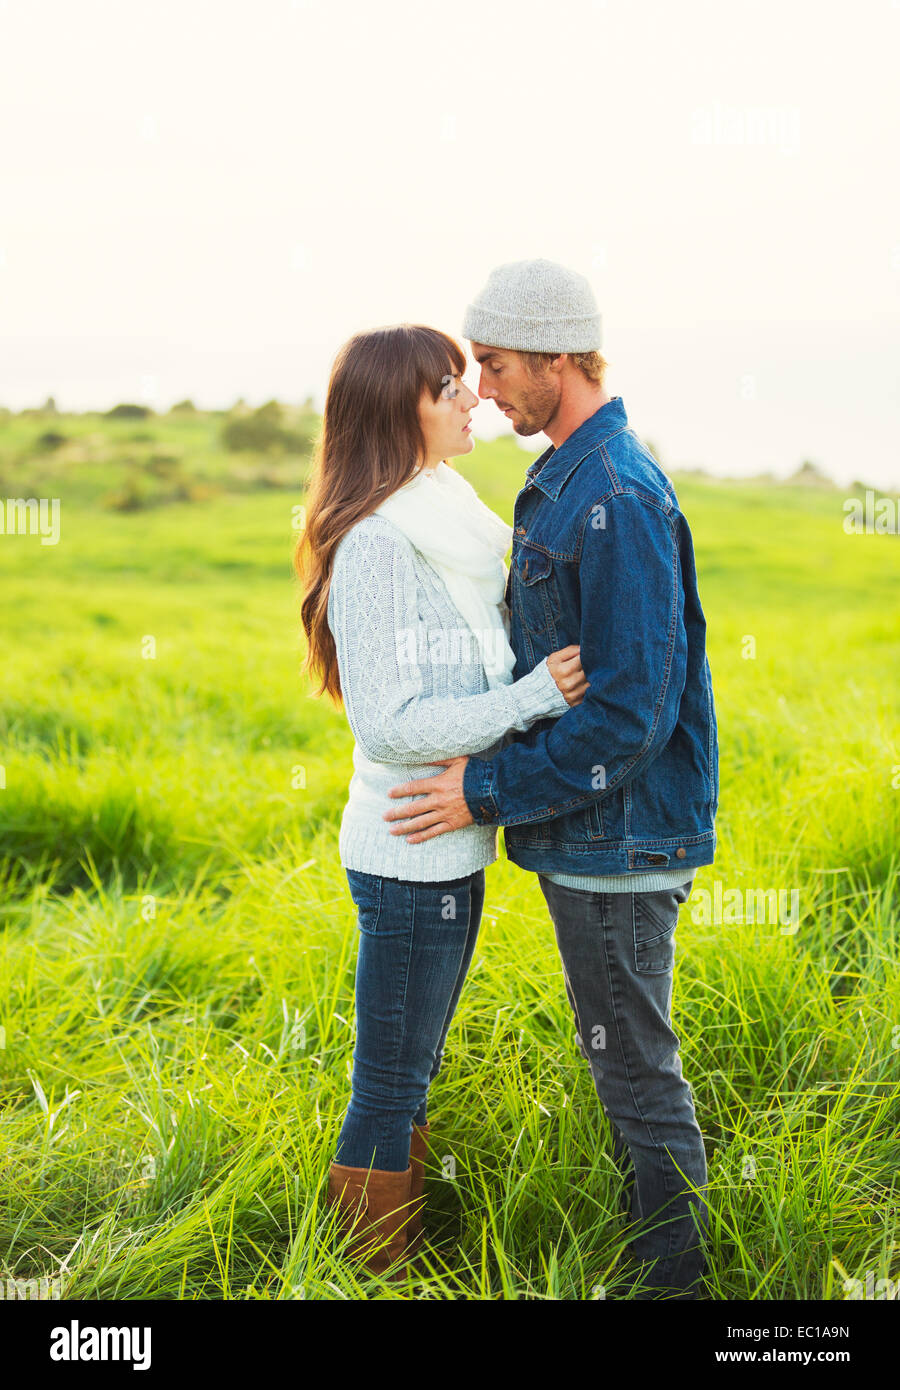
[1,0,899,487]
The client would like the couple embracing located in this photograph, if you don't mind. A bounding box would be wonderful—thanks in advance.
[295,257,719,1299]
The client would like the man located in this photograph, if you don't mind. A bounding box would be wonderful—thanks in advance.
[383,257,719,1298]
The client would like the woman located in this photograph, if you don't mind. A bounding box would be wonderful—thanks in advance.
[295,323,587,1277]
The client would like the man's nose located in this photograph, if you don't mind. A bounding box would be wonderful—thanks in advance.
[476,373,494,400]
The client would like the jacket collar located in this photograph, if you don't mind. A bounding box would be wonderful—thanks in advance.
[524,396,628,500]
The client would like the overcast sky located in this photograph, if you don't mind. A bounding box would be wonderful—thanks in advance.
[1,0,898,487]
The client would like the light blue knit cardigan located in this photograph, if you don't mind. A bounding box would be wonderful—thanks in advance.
[325,514,570,882]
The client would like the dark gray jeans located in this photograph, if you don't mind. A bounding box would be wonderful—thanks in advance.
[537,876,708,1298]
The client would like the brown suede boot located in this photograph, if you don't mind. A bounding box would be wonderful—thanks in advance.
[406,1121,431,1257]
[327,1162,413,1277]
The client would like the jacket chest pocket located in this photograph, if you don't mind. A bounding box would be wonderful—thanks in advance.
[513,544,558,636]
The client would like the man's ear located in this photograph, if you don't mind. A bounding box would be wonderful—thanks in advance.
[549,353,568,373]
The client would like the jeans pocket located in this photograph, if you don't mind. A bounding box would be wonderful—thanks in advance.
[345,868,384,936]
[632,887,685,975]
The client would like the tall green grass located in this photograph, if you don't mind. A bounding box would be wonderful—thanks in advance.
[0,425,898,1299]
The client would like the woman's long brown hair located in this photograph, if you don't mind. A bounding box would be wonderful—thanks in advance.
[295,324,467,703]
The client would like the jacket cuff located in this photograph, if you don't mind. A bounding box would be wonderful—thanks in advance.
[463,755,501,824]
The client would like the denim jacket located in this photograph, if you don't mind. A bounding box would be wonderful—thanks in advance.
[461,396,719,876]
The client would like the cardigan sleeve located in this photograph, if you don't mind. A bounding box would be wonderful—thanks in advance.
[326,521,570,765]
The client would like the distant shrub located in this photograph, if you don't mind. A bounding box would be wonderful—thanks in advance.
[145,450,183,477]
[789,459,833,487]
[104,403,153,420]
[280,428,317,454]
[221,400,317,455]
[221,400,286,453]
[258,467,292,488]
[18,395,59,417]
[36,430,67,450]
[173,479,219,502]
[169,399,196,414]
[102,462,219,511]
[104,476,151,511]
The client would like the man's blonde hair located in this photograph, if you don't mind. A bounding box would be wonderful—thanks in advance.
[521,349,608,386]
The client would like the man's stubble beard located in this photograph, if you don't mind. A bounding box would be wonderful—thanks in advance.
[510,375,560,437]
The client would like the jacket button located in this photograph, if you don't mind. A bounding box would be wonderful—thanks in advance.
[516,526,526,534]
[676,847,686,859]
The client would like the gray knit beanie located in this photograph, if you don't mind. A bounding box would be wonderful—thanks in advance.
[462,257,602,353]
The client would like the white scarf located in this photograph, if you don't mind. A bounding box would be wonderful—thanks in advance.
[373,461,517,688]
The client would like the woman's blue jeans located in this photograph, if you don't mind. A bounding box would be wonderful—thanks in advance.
[335,867,485,1173]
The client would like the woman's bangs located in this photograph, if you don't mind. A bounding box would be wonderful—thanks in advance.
[416,329,466,400]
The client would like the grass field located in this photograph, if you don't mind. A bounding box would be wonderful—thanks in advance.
[1,411,898,1300]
